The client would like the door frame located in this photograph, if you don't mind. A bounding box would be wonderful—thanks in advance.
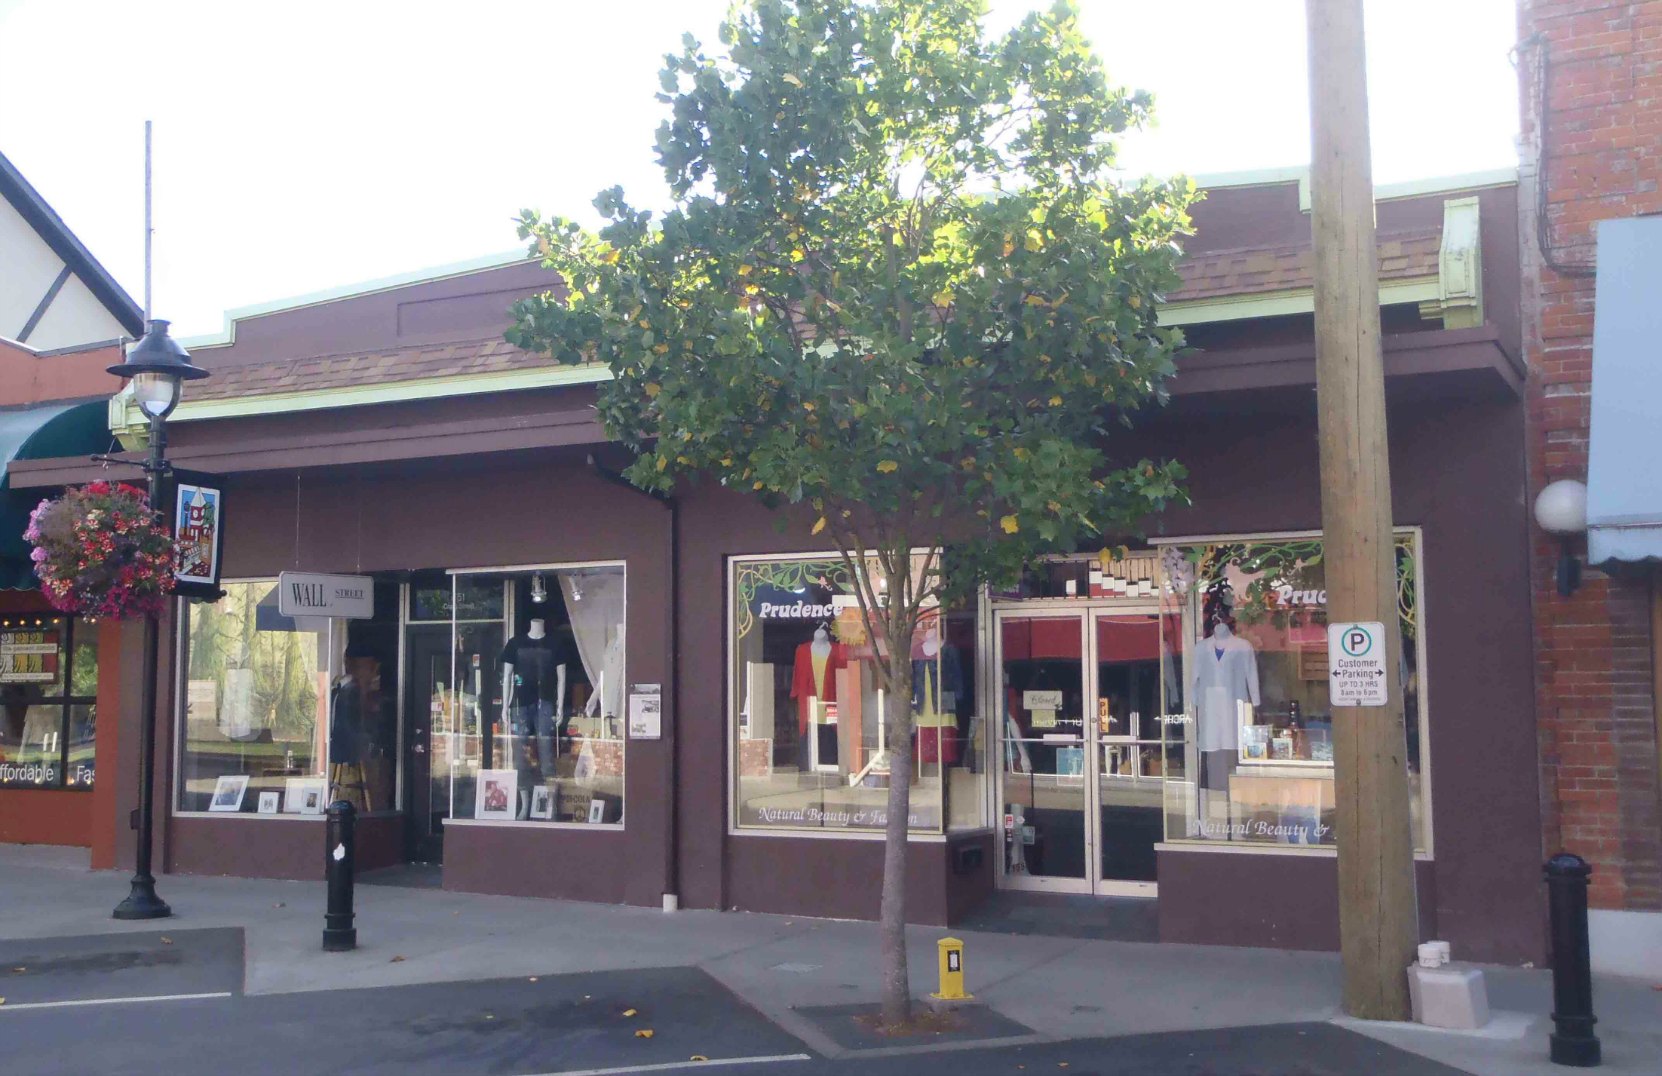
[990,601,1162,898]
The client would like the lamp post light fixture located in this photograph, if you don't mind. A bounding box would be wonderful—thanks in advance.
[106,319,209,920]
[1534,478,1589,598]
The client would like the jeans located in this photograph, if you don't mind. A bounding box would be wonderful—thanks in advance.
[512,701,560,779]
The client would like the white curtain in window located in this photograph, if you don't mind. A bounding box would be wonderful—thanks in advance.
[559,569,625,719]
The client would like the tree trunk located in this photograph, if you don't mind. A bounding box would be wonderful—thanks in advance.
[877,643,916,1027]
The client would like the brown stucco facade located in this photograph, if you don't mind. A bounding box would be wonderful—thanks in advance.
[7,174,1547,963]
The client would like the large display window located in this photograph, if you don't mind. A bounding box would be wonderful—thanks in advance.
[729,553,986,834]
[177,581,341,814]
[1156,532,1428,852]
[409,565,626,832]
[0,613,97,789]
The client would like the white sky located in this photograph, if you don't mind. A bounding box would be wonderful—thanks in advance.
[0,0,1520,340]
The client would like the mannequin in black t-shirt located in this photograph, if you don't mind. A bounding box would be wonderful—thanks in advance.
[500,619,577,815]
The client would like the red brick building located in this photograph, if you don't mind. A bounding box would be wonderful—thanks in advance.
[1518,0,1662,976]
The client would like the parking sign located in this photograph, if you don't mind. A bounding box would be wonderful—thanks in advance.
[1327,621,1388,706]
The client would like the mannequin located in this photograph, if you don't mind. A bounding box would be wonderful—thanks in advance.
[329,643,386,811]
[911,617,963,764]
[501,618,570,819]
[791,623,847,770]
[1192,608,1260,835]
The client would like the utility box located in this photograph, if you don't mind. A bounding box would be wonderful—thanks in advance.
[1408,963,1490,1030]
[931,937,971,1001]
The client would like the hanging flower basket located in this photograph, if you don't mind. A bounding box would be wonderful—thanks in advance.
[24,481,176,620]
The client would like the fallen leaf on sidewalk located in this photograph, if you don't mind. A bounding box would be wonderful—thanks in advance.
[10,967,24,973]
[622,1008,638,1017]
[528,977,539,983]
[485,1014,495,1021]
[635,1029,654,1039]
[273,902,285,909]
[690,1056,708,1062]
[0,998,6,1005]
[389,956,406,963]
[159,937,173,945]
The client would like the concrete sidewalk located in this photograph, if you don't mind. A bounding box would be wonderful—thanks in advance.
[4,845,1658,1074]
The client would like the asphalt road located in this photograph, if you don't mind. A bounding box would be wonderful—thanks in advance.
[0,929,1471,1076]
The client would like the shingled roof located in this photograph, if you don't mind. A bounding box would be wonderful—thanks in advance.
[1168,228,1441,303]
[182,224,1446,404]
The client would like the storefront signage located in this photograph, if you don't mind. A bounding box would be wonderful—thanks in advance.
[628,683,662,740]
[1328,621,1388,706]
[277,572,374,619]
[759,600,836,620]
[172,472,226,600]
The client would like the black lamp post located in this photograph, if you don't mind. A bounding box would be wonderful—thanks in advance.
[107,319,208,921]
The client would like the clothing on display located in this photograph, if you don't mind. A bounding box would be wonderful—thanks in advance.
[790,634,849,736]
[1191,625,1260,755]
[501,631,576,713]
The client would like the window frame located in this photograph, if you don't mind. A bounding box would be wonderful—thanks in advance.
[1146,526,1434,860]
[442,560,628,831]
[725,549,962,842]
[0,612,96,792]
[171,580,339,820]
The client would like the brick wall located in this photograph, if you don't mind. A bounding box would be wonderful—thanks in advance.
[1520,0,1662,911]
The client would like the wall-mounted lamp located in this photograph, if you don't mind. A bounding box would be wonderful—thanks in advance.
[1534,478,1588,597]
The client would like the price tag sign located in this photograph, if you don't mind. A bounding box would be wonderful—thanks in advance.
[1328,621,1388,707]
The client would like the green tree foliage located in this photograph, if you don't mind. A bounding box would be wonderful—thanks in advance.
[509,0,1194,1024]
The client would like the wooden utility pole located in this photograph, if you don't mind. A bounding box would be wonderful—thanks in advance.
[1306,0,1419,1021]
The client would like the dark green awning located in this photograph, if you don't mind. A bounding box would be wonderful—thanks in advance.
[1,401,113,590]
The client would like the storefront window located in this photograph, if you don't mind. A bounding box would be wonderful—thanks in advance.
[414,566,626,829]
[178,581,334,813]
[730,553,984,834]
[1157,533,1427,851]
[0,614,96,789]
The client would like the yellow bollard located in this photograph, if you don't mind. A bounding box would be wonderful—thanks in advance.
[931,937,972,1001]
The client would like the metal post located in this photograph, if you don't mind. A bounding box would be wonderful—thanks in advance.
[114,415,172,921]
[323,800,357,952]
[1544,853,1600,1066]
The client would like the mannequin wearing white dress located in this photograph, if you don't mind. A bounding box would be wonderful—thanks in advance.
[1192,617,1260,834]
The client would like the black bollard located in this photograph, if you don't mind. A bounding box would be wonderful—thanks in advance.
[323,800,357,952]
[1544,853,1600,1067]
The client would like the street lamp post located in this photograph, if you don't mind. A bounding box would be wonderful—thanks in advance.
[107,319,208,921]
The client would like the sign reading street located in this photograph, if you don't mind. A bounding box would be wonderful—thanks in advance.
[1327,621,1388,707]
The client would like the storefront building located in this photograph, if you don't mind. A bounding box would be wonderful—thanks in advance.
[1516,0,1662,979]
[1,148,145,854]
[8,171,1545,963]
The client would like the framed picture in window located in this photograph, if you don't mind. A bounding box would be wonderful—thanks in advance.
[285,776,326,815]
[529,783,554,820]
[257,790,281,815]
[476,769,517,821]
[208,774,249,812]
[587,797,606,824]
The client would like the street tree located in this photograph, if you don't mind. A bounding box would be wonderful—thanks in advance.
[508,0,1193,1027]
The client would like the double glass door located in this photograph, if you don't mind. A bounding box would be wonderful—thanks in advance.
[996,609,1172,895]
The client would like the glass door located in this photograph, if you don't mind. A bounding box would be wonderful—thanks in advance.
[995,607,1167,895]
[997,614,1088,890]
[1093,613,1164,893]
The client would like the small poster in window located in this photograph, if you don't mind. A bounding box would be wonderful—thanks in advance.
[0,627,60,684]
[208,774,249,812]
[475,768,517,821]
